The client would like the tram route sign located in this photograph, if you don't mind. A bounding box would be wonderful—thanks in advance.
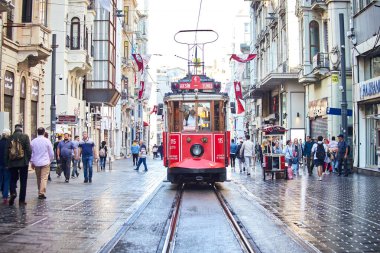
[179,75,214,90]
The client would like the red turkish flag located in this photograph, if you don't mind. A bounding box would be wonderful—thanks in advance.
[150,105,158,114]
[236,98,245,114]
[230,54,257,63]
[132,54,144,73]
[234,81,243,100]
[138,81,144,99]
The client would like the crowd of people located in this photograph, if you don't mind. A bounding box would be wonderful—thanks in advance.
[230,134,350,181]
[131,141,163,172]
[0,124,102,206]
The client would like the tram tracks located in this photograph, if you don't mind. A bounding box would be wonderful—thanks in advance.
[159,183,260,253]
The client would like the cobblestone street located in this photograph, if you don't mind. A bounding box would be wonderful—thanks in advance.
[0,158,166,253]
[231,164,380,253]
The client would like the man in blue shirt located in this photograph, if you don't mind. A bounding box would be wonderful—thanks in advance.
[230,139,238,170]
[303,136,315,176]
[78,131,96,183]
[337,134,349,177]
[57,133,77,183]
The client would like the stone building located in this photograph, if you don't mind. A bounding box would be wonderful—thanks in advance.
[0,0,51,137]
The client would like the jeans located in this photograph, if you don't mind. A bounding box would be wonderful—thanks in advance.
[306,156,314,175]
[230,154,236,168]
[9,166,28,202]
[71,158,79,176]
[82,155,94,181]
[132,154,139,166]
[61,157,72,180]
[0,166,10,199]
[337,156,348,175]
[99,157,107,170]
[136,157,147,171]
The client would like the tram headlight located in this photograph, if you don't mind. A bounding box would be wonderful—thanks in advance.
[190,144,204,158]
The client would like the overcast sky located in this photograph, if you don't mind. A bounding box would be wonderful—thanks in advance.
[147,0,250,73]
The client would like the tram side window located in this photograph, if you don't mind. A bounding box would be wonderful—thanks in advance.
[214,101,221,131]
[198,102,211,131]
[173,101,180,132]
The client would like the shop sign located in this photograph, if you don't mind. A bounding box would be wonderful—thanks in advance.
[21,77,26,99]
[308,98,328,118]
[57,115,78,124]
[4,71,14,96]
[331,73,339,85]
[31,80,39,101]
[359,76,380,101]
[326,107,352,116]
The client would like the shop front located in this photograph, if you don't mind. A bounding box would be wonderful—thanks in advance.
[308,97,328,139]
[356,76,380,169]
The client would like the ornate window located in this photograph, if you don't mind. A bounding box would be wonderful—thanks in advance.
[71,17,80,50]
[309,21,320,63]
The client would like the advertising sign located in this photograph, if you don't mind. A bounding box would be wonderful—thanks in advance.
[214,134,225,163]
[168,134,180,163]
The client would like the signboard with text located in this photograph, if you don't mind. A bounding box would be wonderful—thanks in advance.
[57,115,78,124]
[359,76,380,101]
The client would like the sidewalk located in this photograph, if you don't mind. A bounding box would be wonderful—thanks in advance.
[231,164,380,253]
[0,157,166,253]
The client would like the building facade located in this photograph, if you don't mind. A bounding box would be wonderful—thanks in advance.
[248,0,305,144]
[296,0,353,141]
[0,0,51,137]
[44,0,95,139]
[352,0,380,171]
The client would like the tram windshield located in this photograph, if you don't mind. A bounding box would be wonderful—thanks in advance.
[169,100,225,132]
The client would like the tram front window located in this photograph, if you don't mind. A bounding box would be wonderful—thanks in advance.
[198,102,211,131]
[183,103,197,131]
[182,102,211,131]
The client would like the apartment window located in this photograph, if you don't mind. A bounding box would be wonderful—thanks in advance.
[309,21,320,62]
[372,57,380,78]
[6,9,14,40]
[39,0,48,26]
[22,0,33,23]
[71,17,80,50]
[323,21,329,53]
[124,6,129,25]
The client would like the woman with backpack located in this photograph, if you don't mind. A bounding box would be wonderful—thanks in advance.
[99,141,108,171]
[311,136,328,181]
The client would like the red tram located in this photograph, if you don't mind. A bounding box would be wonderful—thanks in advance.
[158,74,230,183]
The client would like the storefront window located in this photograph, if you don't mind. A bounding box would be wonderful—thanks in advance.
[31,80,39,139]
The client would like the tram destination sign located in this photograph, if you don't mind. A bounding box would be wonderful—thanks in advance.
[179,75,214,90]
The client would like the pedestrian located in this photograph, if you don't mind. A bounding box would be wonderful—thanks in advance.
[240,135,255,176]
[255,142,262,164]
[158,142,164,160]
[71,135,80,178]
[99,141,108,171]
[78,131,96,183]
[273,141,282,154]
[236,140,244,173]
[152,144,158,159]
[230,139,238,170]
[135,140,148,171]
[292,138,300,176]
[30,127,54,199]
[311,136,328,181]
[284,140,294,179]
[57,133,77,183]
[304,136,315,176]
[4,124,32,206]
[329,136,339,173]
[131,140,140,166]
[323,138,331,174]
[299,139,304,166]
[53,135,62,160]
[336,134,349,177]
[0,129,11,204]
[43,132,52,181]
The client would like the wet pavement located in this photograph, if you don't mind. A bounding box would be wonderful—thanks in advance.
[231,163,380,253]
[0,157,166,253]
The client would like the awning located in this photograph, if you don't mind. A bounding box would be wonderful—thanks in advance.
[143,121,149,127]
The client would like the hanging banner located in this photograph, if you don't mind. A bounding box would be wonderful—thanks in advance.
[132,54,144,73]
[234,81,243,100]
[236,98,245,114]
[138,81,144,99]
[230,54,257,63]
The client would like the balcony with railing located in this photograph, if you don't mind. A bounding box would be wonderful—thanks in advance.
[66,35,93,75]
[312,52,329,69]
[311,0,327,10]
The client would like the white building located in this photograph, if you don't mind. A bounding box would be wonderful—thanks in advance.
[352,1,380,173]
[296,0,352,140]
[247,0,305,143]
[44,0,95,138]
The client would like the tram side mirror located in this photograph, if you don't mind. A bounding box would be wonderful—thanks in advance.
[157,103,164,115]
[230,102,236,114]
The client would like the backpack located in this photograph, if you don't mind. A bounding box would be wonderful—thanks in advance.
[9,138,25,160]
[99,147,106,157]
[316,143,326,161]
